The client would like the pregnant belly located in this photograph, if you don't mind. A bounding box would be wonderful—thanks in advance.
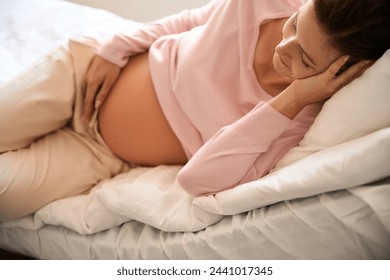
[98,52,187,166]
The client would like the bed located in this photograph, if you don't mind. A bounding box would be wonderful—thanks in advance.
[0,0,389,260]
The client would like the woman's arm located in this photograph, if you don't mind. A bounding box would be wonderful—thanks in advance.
[177,101,296,196]
[83,0,221,121]
[178,56,372,196]
[98,0,220,67]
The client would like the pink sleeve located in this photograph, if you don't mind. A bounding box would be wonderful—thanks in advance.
[177,102,295,196]
[97,0,220,67]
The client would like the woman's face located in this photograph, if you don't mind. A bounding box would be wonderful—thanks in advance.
[273,1,341,79]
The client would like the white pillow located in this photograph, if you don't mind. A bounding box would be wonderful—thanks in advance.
[275,49,390,168]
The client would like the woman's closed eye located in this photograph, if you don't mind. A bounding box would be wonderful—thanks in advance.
[300,53,310,68]
[291,12,312,69]
[292,12,298,31]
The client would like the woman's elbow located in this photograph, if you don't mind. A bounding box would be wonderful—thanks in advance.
[177,168,204,196]
[177,167,233,196]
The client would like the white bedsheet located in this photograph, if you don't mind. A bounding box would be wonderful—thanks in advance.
[0,0,140,84]
[1,177,390,260]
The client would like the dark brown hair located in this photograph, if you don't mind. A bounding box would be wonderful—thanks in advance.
[314,0,390,63]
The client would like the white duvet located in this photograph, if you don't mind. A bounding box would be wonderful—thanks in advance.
[2,126,388,233]
[1,0,389,235]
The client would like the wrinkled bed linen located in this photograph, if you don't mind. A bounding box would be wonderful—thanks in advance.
[1,116,389,233]
[1,178,390,259]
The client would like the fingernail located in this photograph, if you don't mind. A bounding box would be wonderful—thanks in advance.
[95,100,101,109]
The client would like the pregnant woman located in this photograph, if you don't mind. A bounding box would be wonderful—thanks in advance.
[1,0,389,220]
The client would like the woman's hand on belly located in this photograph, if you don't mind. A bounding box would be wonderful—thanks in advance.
[83,55,121,122]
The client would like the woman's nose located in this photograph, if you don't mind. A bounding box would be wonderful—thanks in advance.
[276,36,296,54]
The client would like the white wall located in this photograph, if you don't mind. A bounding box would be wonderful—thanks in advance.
[66,0,211,22]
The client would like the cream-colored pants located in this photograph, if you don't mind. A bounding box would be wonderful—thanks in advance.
[0,39,129,221]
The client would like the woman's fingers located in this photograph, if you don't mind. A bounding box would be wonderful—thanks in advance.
[82,55,121,122]
[95,69,120,109]
[325,56,372,93]
[292,56,373,107]
[94,78,111,109]
[337,60,372,82]
[83,75,102,122]
[327,55,351,77]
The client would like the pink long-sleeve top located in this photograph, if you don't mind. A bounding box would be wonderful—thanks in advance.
[97,0,321,196]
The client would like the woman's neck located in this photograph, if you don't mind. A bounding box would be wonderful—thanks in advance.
[253,18,293,97]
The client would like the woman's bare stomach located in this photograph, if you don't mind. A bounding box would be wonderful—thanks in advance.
[98,52,188,166]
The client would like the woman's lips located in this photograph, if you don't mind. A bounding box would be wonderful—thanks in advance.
[280,57,290,69]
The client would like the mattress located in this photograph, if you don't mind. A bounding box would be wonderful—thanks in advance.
[0,0,389,260]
